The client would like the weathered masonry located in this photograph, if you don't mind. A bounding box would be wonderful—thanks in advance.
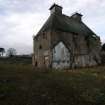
[33,4,101,69]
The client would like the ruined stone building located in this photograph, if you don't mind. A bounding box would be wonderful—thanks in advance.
[33,4,101,69]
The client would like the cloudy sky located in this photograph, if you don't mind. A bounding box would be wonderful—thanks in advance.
[0,0,105,54]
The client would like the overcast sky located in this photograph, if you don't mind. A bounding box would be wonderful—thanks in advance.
[0,0,105,54]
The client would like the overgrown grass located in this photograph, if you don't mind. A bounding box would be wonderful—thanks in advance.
[0,60,105,105]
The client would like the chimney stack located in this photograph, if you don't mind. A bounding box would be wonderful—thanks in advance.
[71,12,83,22]
[49,4,62,15]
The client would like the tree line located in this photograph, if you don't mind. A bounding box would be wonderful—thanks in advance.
[0,43,105,63]
[0,48,17,57]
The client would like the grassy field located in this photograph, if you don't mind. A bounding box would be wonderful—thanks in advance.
[0,59,105,105]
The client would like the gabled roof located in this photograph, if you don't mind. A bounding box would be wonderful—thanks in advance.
[37,13,95,36]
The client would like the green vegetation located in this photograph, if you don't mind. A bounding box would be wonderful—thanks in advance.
[0,59,105,105]
[0,57,32,64]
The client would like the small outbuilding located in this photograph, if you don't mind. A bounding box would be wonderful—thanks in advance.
[33,4,101,69]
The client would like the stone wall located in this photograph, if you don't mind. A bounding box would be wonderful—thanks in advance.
[33,31,51,68]
[33,30,101,69]
[73,54,97,68]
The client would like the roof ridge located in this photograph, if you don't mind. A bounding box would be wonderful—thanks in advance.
[35,12,96,36]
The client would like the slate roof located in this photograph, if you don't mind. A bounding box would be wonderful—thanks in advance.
[37,13,95,36]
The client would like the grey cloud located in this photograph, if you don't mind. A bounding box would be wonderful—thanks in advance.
[0,0,105,54]
[0,0,51,14]
[0,11,48,54]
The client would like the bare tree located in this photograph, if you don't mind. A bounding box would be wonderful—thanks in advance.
[6,48,17,57]
[0,48,5,56]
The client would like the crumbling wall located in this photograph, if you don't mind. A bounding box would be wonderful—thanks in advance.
[33,30,101,69]
[52,42,70,69]
[73,54,97,68]
[33,31,51,68]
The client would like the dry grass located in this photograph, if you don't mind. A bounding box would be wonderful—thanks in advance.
[0,60,105,105]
